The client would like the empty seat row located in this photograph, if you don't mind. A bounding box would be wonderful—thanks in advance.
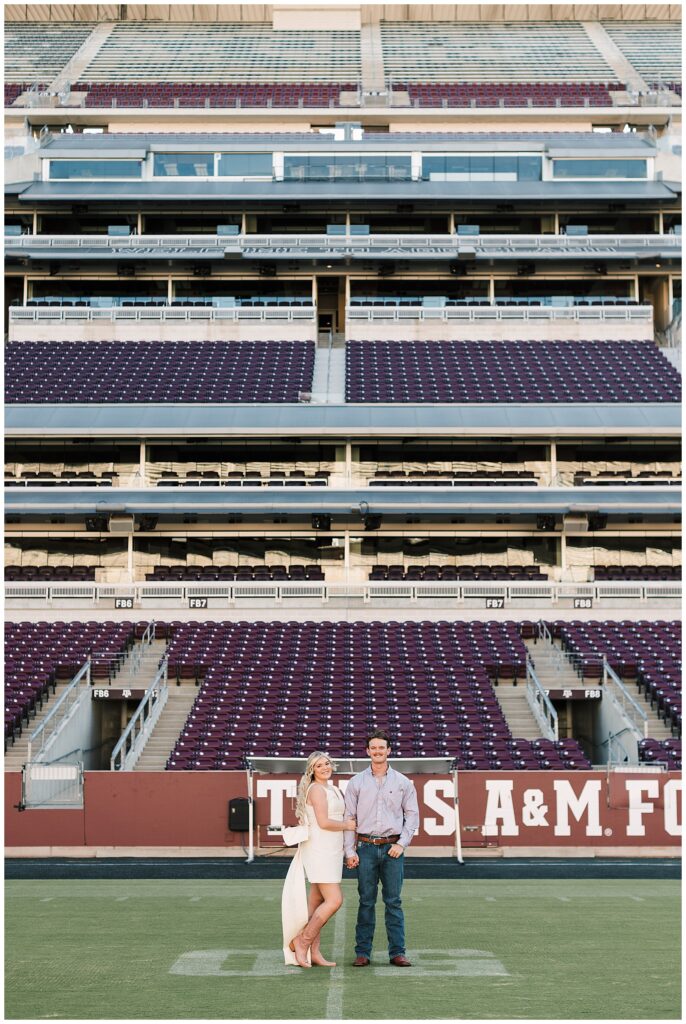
[370,565,548,581]
[5,470,118,487]
[5,620,134,746]
[6,341,315,405]
[593,565,681,581]
[156,470,329,487]
[146,565,324,582]
[5,565,97,581]
[346,340,680,404]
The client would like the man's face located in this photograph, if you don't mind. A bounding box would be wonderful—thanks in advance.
[367,738,390,767]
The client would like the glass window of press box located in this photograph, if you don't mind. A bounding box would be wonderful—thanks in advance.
[552,159,648,179]
[422,155,542,181]
[153,153,214,177]
[218,153,273,177]
[48,160,143,179]
[283,154,412,181]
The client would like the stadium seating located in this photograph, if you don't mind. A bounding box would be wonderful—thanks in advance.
[5,620,134,746]
[5,565,97,582]
[145,565,324,582]
[369,469,537,486]
[369,565,548,582]
[553,619,681,736]
[403,82,615,107]
[80,82,354,107]
[381,21,619,84]
[5,471,117,487]
[161,619,591,770]
[156,470,329,487]
[638,738,681,770]
[75,22,360,83]
[592,566,681,582]
[5,341,315,404]
[345,341,681,404]
[4,22,96,82]
[601,21,682,83]
[573,470,681,486]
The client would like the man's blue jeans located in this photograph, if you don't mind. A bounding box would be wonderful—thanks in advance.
[355,841,405,959]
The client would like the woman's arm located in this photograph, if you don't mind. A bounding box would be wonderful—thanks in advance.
[308,785,356,832]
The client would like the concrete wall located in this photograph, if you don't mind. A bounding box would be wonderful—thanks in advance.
[9,320,318,344]
[5,769,681,850]
[346,318,655,343]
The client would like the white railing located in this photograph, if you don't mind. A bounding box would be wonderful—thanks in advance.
[21,760,84,809]
[6,232,679,257]
[347,304,653,323]
[602,658,649,740]
[525,657,559,740]
[10,305,316,324]
[5,580,681,608]
[27,660,90,763]
[110,658,169,771]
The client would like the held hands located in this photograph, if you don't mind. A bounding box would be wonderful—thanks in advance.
[346,854,360,869]
[343,817,357,832]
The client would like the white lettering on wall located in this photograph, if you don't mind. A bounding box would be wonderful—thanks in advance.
[482,780,519,837]
[663,779,683,837]
[625,779,660,836]
[423,780,456,836]
[553,780,603,837]
[255,779,297,826]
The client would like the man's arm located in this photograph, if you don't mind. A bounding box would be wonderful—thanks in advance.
[343,778,359,858]
[397,779,420,849]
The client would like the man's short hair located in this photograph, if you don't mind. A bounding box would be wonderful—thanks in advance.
[366,729,392,749]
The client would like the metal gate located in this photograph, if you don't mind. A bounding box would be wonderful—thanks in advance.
[21,760,84,809]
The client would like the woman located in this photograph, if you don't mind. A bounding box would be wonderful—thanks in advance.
[282,751,356,968]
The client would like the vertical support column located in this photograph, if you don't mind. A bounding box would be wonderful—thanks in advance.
[559,534,567,574]
[241,212,247,235]
[137,211,142,234]
[32,210,38,234]
[345,441,352,484]
[488,277,495,304]
[549,442,557,487]
[554,212,560,234]
[345,211,351,233]
[127,534,134,584]
[449,212,455,234]
[167,276,173,304]
[632,274,639,301]
[23,275,29,304]
[658,211,664,234]
[344,531,350,583]
[139,442,146,485]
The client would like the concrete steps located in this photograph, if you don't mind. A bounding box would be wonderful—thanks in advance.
[526,636,675,740]
[493,680,545,740]
[135,684,198,770]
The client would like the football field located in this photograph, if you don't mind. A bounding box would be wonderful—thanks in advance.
[5,878,681,1020]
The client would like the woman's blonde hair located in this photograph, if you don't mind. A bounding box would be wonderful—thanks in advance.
[294,750,332,823]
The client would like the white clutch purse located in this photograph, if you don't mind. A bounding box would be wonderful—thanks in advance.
[282,824,310,846]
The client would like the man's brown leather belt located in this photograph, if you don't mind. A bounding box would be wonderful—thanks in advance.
[357,835,401,845]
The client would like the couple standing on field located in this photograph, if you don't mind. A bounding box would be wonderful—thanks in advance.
[282,729,420,968]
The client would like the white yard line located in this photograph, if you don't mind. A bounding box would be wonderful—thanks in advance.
[325,900,348,1019]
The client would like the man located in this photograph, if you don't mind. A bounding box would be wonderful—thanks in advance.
[344,729,420,967]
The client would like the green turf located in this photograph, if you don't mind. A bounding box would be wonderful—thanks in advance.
[4,878,681,1020]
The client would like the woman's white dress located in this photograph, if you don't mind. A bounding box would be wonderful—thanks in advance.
[281,783,344,964]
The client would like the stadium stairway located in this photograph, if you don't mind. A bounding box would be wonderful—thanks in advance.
[528,635,674,741]
[311,333,346,403]
[493,678,545,740]
[134,652,198,771]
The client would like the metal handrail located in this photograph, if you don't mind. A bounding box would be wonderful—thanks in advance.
[6,232,680,253]
[110,658,169,771]
[10,305,316,323]
[603,658,649,738]
[601,727,638,766]
[347,304,653,323]
[27,660,90,762]
[525,657,559,740]
[5,579,682,608]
